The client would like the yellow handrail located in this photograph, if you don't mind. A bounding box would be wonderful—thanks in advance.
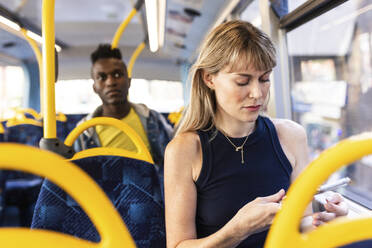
[111,8,137,49]
[42,0,56,139]
[265,132,372,248]
[64,117,154,164]
[20,29,44,116]
[6,108,43,127]
[0,143,136,248]
[0,122,4,134]
[56,112,67,122]
[14,107,42,120]
[5,117,42,128]
[128,41,145,78]
[168,107,184,126]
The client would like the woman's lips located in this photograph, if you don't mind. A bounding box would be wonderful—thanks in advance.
[243,105,261,111]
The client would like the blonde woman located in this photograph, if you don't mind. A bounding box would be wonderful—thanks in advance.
[164,20,348,248]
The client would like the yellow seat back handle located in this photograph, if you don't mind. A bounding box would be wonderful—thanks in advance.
[64,117,154,164]
[0,143,136,248]
[265,132,372,248]
[0,122,4,134]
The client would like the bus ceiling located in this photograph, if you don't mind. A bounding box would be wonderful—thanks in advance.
[0,0,253,80]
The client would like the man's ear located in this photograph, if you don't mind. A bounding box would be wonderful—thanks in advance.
[201,69,215,90]
[92,82,98,94]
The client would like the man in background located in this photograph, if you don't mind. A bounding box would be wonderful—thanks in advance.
[74,44,173,167]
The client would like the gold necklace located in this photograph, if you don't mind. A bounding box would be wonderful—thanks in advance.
[220,131,250,164]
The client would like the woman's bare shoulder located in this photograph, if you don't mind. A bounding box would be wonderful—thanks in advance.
[270,118,307,142]
[166,132,201,155]
[165,131,203,181]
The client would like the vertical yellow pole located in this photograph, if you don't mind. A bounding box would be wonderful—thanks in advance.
[42,0,56,138]
[21,28,44,118]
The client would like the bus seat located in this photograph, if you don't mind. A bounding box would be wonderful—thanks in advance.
[1,123,43,226]
[340,240,372,248]
[0,122,4,142]
[65,117,154,164]
[32,155,165,247]
[4,124,43,147]
[9,108,42,121]
[0,171,42,227]
[57,114,87,141]
[0,143,136,247]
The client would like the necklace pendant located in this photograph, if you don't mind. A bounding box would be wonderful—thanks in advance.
[241,150,244,164]
[235,147,242,152]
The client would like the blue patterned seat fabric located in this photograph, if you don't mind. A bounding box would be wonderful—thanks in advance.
[31,155,166,247]
[57,114,87,140]
[1,124,43,226]
[4,124,43,147]
[340,240,372,248]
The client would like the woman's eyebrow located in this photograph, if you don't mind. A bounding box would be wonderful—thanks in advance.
[233,73,252,77]
[234,70,272,77]
[260,70,272,76]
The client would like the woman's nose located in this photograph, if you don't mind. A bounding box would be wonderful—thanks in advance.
[248,81,263,99]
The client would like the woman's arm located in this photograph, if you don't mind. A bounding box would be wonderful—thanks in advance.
[164,132,284,248]
[273,119,348,227]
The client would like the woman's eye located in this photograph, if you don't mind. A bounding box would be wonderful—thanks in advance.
[236,82,249,86]
[260,78,270,83]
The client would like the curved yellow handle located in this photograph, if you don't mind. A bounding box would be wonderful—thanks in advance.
[0,122,4,134]
[64,117,154,164]
[6,112,43,128]
[111,8,137,49]
[168,107,184,126]
[14,108,42,120]
[0,143,136,248]
[56,112,67,122]
[5,108,43,127]
[265,132,372,248]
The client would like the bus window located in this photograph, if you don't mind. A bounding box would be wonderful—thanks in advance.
[129,78,184,113]
[55,78,184,114]
[0,66,26,119]
[240,0,261,28]
[55,79,100,114]
[287,0,372,208]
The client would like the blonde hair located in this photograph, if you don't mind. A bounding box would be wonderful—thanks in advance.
[176,20,276,136]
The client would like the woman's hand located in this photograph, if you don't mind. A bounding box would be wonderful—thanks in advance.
[232,189,285,240]
[312,192,348,227]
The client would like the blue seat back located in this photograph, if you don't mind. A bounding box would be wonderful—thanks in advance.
[32,155,165,247]
[57,114,87,140]
[0,124,43,226]
[4,124,43,147]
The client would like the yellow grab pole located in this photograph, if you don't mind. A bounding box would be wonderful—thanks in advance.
[128,41,145,78]
[42,0,56,138]
[111,8,137,49]
[21,28,44,117]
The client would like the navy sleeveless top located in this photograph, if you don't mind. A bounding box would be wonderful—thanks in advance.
[195,115,292,248]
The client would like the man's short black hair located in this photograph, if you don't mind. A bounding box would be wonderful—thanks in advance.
[90,44,122,64]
